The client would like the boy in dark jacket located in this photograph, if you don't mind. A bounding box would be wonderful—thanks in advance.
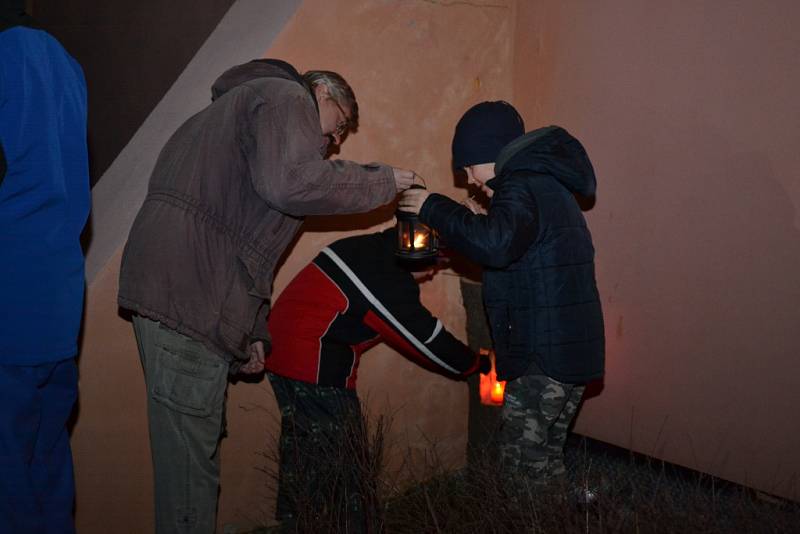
[264,228,488,531]
[399,101,605,489]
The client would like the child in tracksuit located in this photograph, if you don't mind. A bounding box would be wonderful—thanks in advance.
[265,228,489,531]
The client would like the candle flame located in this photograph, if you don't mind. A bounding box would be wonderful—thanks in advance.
[413,232,427,249]
[490,380,506,403]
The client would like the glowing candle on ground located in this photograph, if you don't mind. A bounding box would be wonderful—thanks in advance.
[479,349,506,406]
[490,379,506,403]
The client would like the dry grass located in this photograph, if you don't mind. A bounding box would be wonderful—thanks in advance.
[383,437,800,533]
[244,412,799,534]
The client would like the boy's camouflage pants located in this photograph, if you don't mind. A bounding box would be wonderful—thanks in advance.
[496,374,585,486]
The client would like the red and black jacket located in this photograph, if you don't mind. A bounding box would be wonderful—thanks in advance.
[265,229,480,389]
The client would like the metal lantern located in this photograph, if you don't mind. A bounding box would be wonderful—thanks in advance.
[395,186,439,259]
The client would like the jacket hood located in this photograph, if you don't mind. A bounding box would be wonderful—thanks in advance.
[210,59,317,111]
[493,125,596,197]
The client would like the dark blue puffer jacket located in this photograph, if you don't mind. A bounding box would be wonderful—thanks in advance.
[420,126,604,383]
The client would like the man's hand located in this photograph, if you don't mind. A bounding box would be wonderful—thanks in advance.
[398,187,429,214]
[240,341,265,374]
[392,167,416,192]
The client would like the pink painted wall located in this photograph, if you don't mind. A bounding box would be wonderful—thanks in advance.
[513,0,800,500]
[70,2,799,532]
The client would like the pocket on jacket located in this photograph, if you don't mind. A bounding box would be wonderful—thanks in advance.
[237,252,271,298]
[150,332,228,418]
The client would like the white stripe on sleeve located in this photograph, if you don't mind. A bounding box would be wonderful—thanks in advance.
[321,248,458,374]
[424,319,442,344]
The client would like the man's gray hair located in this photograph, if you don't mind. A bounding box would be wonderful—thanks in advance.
[303,70,359,128]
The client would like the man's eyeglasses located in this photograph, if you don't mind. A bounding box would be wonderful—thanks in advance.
[330,98,351,137]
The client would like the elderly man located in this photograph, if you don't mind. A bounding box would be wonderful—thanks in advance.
[118,59,415,534]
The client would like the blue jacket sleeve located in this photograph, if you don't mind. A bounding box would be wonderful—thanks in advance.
[419,177,539,268]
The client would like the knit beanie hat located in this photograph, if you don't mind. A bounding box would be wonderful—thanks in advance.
[451,101,525,169]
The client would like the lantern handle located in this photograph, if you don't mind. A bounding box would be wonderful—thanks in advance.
[411,172,427,188]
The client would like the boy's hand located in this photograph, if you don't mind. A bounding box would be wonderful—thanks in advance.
[477,354,492,375]
[398,187,429,214]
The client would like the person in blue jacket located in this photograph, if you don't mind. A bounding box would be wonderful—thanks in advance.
[0,2,90,532]
[399,101,604,490]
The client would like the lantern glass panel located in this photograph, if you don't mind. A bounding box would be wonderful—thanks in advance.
[395,213,438,259]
